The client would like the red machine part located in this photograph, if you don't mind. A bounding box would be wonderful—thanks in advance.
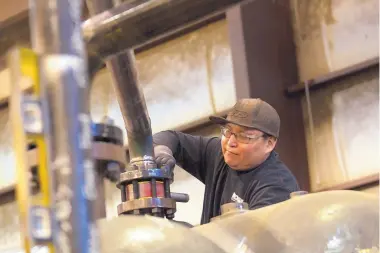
[126,181,165,200]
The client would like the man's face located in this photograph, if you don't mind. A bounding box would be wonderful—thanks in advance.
[221,124,276,170]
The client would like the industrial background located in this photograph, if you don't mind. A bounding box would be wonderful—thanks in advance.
[0,0,378,251]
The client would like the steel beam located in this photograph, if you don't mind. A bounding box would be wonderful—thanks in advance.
[0,0,245,73]
[83,0,246,60]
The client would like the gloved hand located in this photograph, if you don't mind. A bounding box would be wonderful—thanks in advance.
[154,145,176,181]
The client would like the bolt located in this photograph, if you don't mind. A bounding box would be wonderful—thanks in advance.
[106,162,121,182]
[166,213,174,220]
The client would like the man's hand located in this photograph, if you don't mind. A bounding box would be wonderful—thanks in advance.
[154,145,176,181]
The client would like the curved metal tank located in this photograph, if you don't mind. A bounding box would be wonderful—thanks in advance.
[193,190,379,253]
[98,190,379,253]
[97,215,227,253]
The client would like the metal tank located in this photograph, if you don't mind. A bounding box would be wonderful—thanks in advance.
[97,215,227,253]
[193,190,379,253]
[98,190,379,253]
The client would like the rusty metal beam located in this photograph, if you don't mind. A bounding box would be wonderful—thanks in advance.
[83,0,244,60]
[286,57,379,95]
[0,0,242,71]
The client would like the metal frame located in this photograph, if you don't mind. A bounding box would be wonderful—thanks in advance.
[286,57,379,193]
[6,1,248,252]
[286,57,379,95]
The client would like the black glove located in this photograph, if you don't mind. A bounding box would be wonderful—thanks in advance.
[154,145,176,181]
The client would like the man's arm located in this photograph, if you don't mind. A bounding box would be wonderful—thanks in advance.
[153,130,220,183]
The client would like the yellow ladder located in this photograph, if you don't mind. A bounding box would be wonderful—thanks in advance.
[8,47,55,253]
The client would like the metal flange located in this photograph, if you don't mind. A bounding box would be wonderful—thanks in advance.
[119,168,172,184]
[92,122,124,145]
[117,197,176,215]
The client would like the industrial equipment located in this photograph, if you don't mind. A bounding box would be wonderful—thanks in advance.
[194,190,379,253]
[85,0,183,221]
[98,190,379,253]
[7,0,379,253]
[8,0,246,252]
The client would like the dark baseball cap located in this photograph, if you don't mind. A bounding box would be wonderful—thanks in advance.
[209,98,280,137]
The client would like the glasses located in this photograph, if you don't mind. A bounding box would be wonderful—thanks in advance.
[220,126,263,144]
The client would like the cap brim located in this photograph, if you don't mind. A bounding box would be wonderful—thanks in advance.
[209,115,262,131]
[209,115,229,125]
[209,116,279,138]
[209,116,250,128]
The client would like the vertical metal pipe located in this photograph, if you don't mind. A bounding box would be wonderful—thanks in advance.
[85,0,125,220]
[85,0,154,163]
[106,52,154,161]
[29,0,98,252]
[85,0,153,225]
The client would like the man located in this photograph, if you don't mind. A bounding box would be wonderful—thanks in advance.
[153,98,300,224]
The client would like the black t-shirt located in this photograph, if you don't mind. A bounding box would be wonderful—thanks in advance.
[153,130,300,224]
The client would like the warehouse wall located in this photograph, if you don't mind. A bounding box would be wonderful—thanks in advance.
[290,0,379,192]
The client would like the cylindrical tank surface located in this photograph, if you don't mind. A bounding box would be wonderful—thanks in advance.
[193,190,379,253]
[98,190,378,252]
[97,215,226,253]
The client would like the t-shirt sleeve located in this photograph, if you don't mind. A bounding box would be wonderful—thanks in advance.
[248,185,292,210]
[153,130,221,183]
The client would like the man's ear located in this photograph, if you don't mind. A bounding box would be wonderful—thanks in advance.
[266,137,277,152]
